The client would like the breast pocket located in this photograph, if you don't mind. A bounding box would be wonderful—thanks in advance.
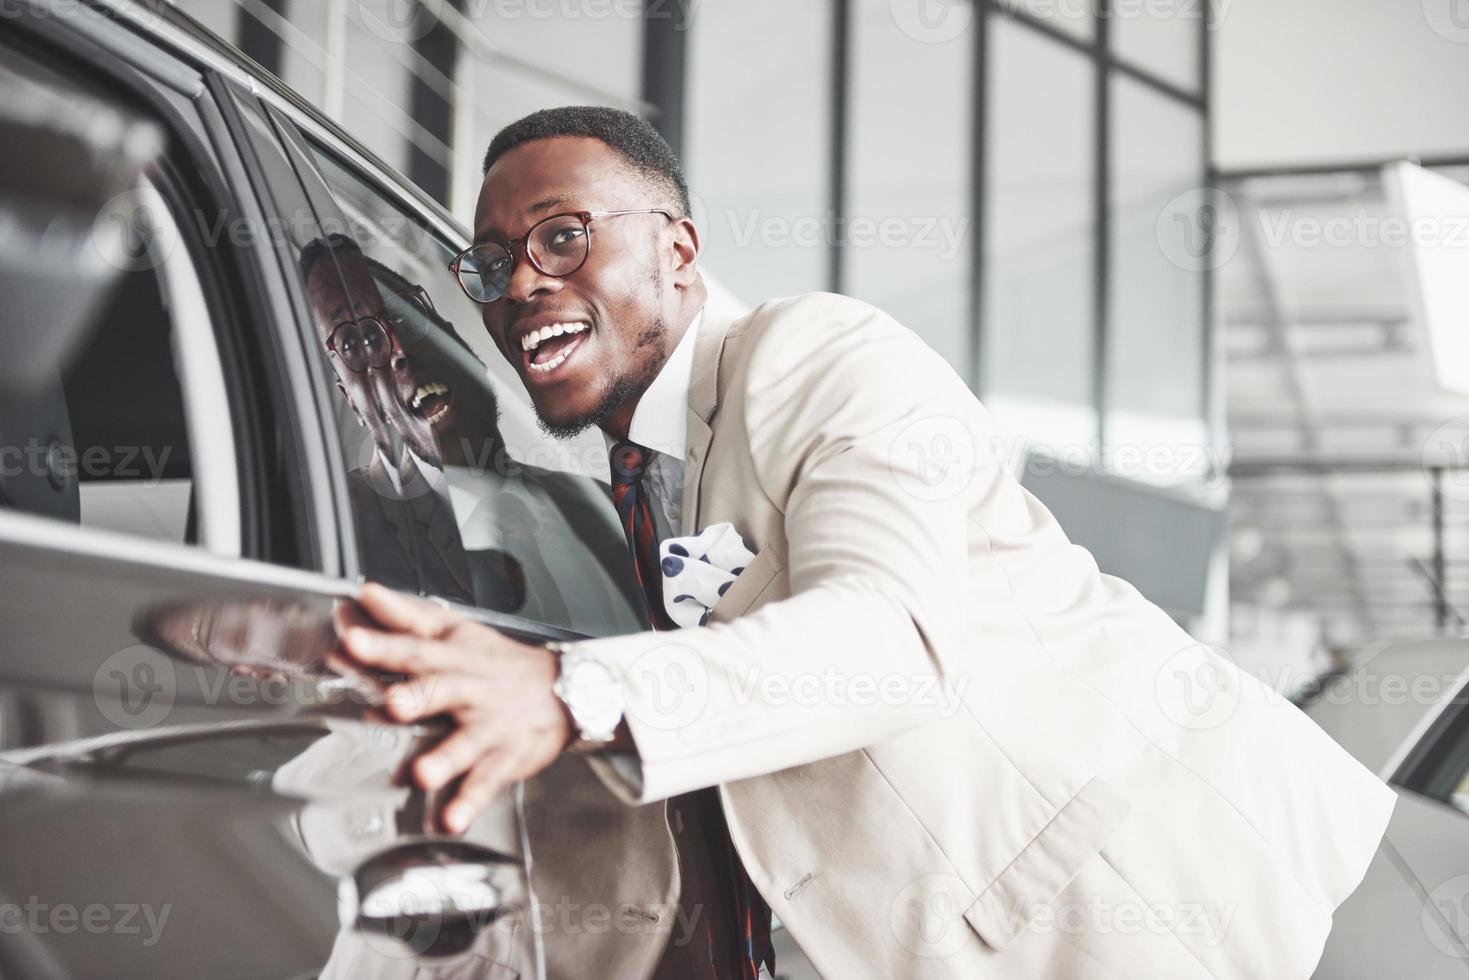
[707,548,785,623]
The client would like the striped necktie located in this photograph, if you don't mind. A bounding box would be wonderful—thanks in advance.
[609,440,678,631]
[607,440,774,980]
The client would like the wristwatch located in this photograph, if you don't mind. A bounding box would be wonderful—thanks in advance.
[548,642,625,753]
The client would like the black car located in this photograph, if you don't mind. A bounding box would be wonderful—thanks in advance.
[0,2,672,976]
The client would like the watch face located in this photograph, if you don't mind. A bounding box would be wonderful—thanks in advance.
[562,657,623,739]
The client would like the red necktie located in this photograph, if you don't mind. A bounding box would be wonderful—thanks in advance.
[607,441,773,980]
[609,440,678,631]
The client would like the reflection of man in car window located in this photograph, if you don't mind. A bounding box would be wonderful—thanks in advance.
[300,234,476,603]
[356,253,645,631]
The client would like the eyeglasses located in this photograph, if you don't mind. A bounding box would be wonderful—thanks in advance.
[324,315,397,373]
[448,209,674,304]
[323,285,436,372]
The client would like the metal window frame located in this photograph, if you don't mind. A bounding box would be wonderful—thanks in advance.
[972,0,1214,458]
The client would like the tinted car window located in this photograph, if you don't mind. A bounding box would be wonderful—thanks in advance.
[0,47,229,551]
[299,142,644,636]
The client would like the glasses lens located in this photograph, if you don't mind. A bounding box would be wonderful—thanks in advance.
[333,318,392,372]
[359,318,393,369]
[332,322,367,372]
[457,244,513,303]
[528,214,589,277]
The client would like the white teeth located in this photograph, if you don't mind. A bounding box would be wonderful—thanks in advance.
[521,321,588,352]
[410,381,448,409]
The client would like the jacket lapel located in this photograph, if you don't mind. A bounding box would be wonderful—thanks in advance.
[680,302,739,536]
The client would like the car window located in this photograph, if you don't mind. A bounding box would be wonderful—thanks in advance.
[296,141,645,637]
[0,49,238,555]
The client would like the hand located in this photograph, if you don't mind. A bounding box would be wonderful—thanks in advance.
[328,582,573,834]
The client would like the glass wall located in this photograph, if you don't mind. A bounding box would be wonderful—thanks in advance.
[982,15,1096,449]
[684,0,835,301]
[1107,75,1209,462]
[845,0,974,370]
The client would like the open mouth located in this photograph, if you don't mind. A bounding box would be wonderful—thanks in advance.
[409,381,453,426]
[520,321,590,379]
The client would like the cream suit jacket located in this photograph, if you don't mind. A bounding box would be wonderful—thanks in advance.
[549,290,1397,980]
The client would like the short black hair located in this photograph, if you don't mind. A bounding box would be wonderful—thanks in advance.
[481,106,690,217]
[298,232,362,285]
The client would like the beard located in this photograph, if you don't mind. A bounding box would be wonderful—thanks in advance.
[535,309,670,441]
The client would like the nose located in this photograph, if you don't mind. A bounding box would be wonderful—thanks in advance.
[502,245,562,305]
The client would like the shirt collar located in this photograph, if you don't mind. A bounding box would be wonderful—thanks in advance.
[619,309,704,460]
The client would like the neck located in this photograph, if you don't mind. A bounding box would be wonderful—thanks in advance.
[600,301,700,442]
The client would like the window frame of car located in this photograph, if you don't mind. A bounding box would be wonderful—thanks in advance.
[1390,672,1469,811]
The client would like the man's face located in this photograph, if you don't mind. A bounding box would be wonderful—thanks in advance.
[473,136,689,437]
[307,251,440,467]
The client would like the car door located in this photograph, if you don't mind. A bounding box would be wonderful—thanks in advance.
[0,6,645,979]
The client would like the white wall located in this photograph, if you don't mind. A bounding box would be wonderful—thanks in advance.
[1213,0,1469,171]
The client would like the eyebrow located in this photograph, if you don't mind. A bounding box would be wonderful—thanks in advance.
[473,195,574,246]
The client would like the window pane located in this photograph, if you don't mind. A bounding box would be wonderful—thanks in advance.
[0,58,203,548]
[1110,0,1204,95]
[685,0,833,301]
[457,13,646,224]
[846,0,974,375]
[982,19,1096,445]
[1107,76,1207,445]
[305,145,646,637]
[995,0,1094,41]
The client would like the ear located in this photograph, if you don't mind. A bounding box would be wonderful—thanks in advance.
[667,215,701,289]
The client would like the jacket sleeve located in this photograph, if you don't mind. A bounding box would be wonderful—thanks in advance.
[577,294,1007,804]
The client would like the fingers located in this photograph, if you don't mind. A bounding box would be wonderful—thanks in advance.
[331,596,378,639]
[413,724,498,792]
[355,582,459,638]
[337,626,463,675]
[442,751,520,835]
[381,673,483,724]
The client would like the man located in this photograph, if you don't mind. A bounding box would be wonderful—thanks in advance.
[330,107,1395,979]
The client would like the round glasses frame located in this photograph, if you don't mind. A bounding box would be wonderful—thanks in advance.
[323,315,397,373]
[447,208,674,304]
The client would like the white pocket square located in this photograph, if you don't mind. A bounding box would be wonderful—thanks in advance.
[659,522,756,628]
